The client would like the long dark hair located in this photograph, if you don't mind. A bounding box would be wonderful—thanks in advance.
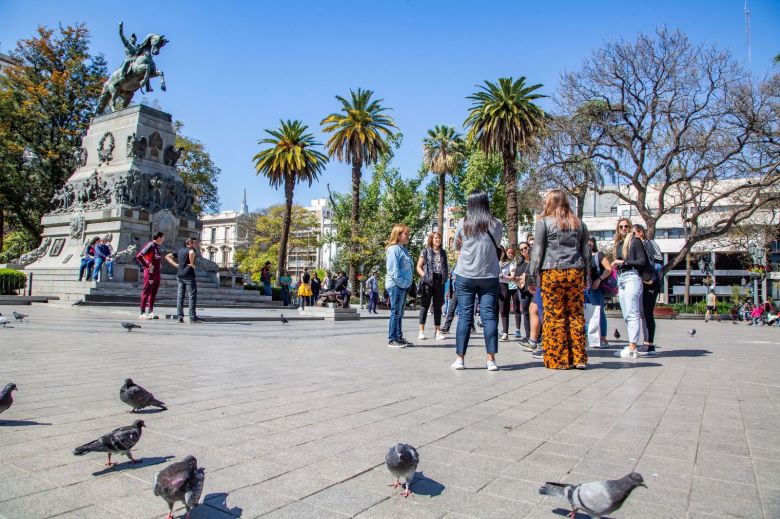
[463,190,494,237]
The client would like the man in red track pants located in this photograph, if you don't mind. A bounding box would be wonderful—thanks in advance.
[135,232,165,320]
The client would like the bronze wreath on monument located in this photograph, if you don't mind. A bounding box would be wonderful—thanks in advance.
[97,131,115,165]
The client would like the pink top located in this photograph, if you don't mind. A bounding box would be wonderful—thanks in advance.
[751,307,763,318]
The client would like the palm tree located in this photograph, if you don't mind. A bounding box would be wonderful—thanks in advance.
[464,77,546,248]
[423,125,465,236]
[253,120,328,281]
[321,88,397,289]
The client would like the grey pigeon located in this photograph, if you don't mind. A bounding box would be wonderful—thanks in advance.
[120,378,167,412]
[281,313,289,324]
[73,419,145,467]
[121,321,141,332]
[539,472,645,518]
[0,383,17,415]
[688,328,696,337]
[0,314,8,327]
[613,329,621,340]
[386,443,419,497]
[153,455,206,519]
[12,311,27,322]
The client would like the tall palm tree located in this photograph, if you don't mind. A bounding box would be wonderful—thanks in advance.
[253,120,328,281]
[423,125,465,236]
[464,77,546,248]
[321,88,397,289]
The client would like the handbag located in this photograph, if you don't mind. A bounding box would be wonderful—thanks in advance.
[486,229,502,260]
[601,269,619,296]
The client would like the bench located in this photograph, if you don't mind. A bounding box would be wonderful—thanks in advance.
[653,307,678,319]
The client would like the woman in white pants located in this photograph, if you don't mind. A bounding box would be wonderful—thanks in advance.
[611,219,647,358]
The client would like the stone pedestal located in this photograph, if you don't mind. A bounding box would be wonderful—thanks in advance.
[300,306,360,321]
[23,105,210,300]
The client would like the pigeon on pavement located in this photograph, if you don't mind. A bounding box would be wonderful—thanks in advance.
[613,329,621,340]
[0,314,8,327]
[0,383,17,415]
[121,322,141,332]
[386,443,419,497]
[73,419,146,467]
[154,455,205,519]
[688,328,696,337]
[12,311,27,322]
[280,314,289,324]
[120,378,167,412]
[539,472,646,519]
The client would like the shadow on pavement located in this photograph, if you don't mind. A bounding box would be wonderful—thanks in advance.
[202,492,243,517]
[552,508,614,519]
[0,419,52,426]
[91,455,174,476]
[411,472,444,497]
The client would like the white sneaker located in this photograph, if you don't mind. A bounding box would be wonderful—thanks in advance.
[418,332,426,340]
[486,360,499,371]
[451,358,465,370]
[147,312,159,320]
[499,333,508,341]
[616,347,637,359]
[138,313,149,320]
[435,331,446,340]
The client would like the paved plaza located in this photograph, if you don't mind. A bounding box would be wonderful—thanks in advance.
[0,304,779,518]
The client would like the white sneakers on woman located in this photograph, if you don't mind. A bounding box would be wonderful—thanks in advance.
[434,331,446,340]
[616,347,638,359]
[451,358,465,370]
[418,332,426,340]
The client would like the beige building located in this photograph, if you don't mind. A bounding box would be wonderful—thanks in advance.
[0,52,18,75]
[286,198,338,276]
[199,190,251,270]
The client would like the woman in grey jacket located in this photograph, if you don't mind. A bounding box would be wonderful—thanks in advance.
[529,190,591,370]
[451,191,502,371]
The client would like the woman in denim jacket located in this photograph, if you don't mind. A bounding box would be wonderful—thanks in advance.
[385,224,414,348]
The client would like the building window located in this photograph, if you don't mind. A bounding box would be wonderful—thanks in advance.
[222,248,229,266]
[210,227,216,242]
[209,250,216,262]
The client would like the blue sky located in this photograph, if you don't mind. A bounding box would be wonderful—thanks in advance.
[2,1,778,213]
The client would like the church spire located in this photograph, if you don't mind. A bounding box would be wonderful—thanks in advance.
[240,188,249,215]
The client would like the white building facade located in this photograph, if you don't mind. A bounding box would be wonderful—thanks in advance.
[199,190,251,270]
[286,198,338,276]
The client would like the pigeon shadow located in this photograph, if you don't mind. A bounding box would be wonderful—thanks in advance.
[494,363,536,371]
[200,492,243,517]
[130,408,167,415]
[0,419,52,426]
[552,508,614,519]
[410,472,445,497]
[655,349,711,358]
[91,455,174,476]
[589,361,662,369]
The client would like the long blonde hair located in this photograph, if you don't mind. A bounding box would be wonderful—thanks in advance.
[386,224,411,248]
[541,189,580,231]
[614,218,633,259]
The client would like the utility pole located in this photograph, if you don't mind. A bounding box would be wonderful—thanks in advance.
[745,0,752,65]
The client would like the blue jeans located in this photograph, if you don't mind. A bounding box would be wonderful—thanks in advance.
[281,285,290,306]
[585,287,608,337]
[92,258,114,281]
[368,291,378,312]
[176,277,197,319]
[455,276,499,356]
[263,281,272,296]
[387,286,408,341]
[78,258,94,281]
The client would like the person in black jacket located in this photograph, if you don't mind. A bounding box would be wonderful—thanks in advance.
[611,219,647,358]
[416,232,448,340]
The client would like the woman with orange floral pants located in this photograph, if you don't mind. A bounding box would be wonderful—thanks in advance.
[528,190,591,370]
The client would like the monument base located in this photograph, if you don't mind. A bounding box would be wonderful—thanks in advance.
[300,306,360,321]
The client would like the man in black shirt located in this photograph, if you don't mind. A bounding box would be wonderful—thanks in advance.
[165,237,202,323]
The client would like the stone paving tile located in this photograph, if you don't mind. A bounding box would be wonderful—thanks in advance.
[2,307,780,518]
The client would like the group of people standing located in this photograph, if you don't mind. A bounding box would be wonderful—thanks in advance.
[384,188,665,371]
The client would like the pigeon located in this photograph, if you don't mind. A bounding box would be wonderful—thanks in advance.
[73,419,145,467]
[153,455,206,519]
[688,328,696,337]
[121,321,141,332]
[0,383,17,415]
[120,378,167,412]
[613,329,621,340]
[386,443,419,497]
[280,313,289,324]
[12,311,27,322]
[539,472,646,519]
[0,314,8,327]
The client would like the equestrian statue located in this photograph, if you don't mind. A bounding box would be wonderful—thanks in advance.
[96,22,169,114]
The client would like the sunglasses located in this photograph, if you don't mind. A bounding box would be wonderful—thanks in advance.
[519,247,529,251]
[619,225,631,229]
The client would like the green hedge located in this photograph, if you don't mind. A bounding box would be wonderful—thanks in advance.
[0,268,27,295]
[670,301,734,315]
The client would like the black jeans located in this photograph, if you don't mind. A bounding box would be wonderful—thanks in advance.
[442,294,458,332]
[419,274,444,326]
[641,281,660,344]
[518,293,531,338]
[177,277,197,319]
[498,283,521,334]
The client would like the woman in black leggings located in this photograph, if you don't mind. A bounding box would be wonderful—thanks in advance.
[514,242,532,342]
[416,231,448,340]
[498,247,522,341]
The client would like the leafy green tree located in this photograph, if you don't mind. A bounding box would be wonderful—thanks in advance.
[173,122,221,216]
[0,25,107,243]
[321,88,397,289]
[464,77,546,248]
[253,120,327,280]
[423,125,465,234]
[236,204,319,281]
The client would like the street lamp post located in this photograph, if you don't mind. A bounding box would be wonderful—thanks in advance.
[748,241,763,305]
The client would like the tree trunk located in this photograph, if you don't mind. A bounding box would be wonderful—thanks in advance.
[277,175,295,282]
[683,253,691,305]
[349,158,362,293]
[575,192,586,220]
[502,148,518,249]
[437,172,446,236]
[0,208,4,253]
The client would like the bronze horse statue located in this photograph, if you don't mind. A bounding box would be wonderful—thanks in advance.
[96,23,169,114]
